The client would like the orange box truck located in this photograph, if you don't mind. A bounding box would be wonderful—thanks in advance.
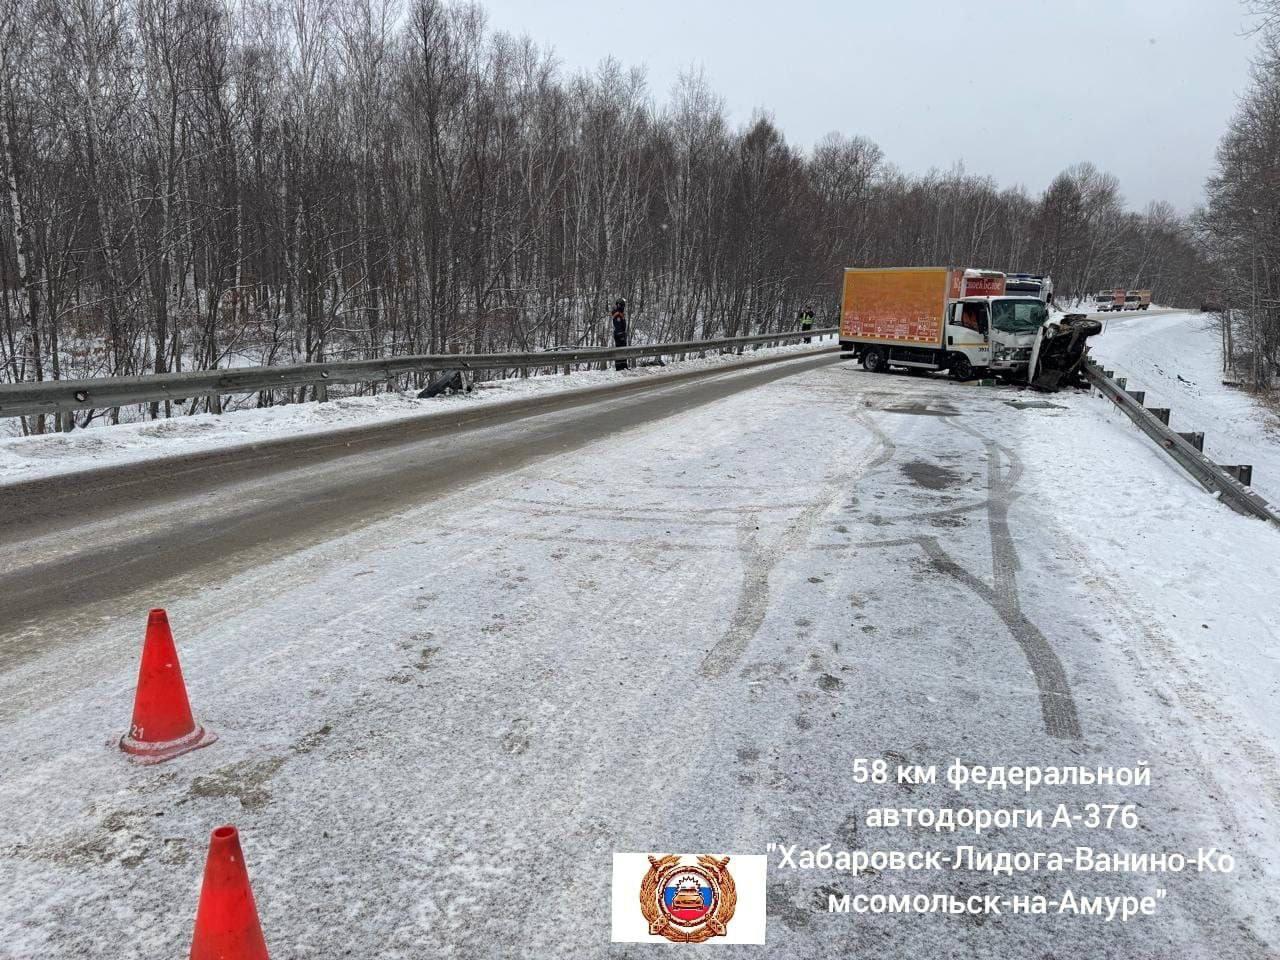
[839,266,1050,380]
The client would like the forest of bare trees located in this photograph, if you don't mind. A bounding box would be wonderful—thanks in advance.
[1201,7,1280,390]
[0,0,1211,426]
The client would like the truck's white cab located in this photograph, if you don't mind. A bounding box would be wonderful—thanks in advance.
[934,295,1046,378]
[987,297,1051,373]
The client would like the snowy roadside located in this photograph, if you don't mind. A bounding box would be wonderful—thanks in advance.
[0,338,831,487]
[1087,310,1280,503]
[1010,376,1280,903]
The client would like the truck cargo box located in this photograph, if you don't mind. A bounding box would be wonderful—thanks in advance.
[839,267,1005,348]
[839,267,950,348]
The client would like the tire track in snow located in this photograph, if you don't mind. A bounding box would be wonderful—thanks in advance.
[923,528,1080,740]
[958,424,1081,739]
[700,408,894,678]
[848,411,1081,740]
[854,521,1080,740]
[915,416,1079,738]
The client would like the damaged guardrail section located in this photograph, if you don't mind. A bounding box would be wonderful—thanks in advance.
[0,328,837,421]
[1082,358,1280,527]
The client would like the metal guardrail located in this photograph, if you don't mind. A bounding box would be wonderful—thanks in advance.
[0,328,837,420]
[1082,358,1280,526]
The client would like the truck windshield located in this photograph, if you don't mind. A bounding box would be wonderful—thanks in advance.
[991,299,1049,333]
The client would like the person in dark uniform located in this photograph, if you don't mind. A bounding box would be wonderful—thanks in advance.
[611,298,628,370]
[799,305,815,343]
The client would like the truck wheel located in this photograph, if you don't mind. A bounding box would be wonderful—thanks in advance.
[863,348,887,373]
[950,354,974,380]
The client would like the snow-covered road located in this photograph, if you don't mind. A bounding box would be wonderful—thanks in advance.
[1,336,1278,958]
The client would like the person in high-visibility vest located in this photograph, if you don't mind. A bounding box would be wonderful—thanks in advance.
[799,306,815,343]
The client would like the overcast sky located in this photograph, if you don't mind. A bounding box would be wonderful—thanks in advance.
[479,0,1259,213]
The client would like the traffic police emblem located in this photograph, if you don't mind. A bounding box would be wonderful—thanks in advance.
[639,854,738,943]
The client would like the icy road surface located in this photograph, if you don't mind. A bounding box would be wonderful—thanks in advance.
[1,340,1278,957]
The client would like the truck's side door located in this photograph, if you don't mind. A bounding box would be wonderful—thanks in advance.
[945,301,992,368]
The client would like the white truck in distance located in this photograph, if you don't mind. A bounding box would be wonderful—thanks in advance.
[1095,289,1126,311]
[1006,272,1054,303]
[838,266,1051,380]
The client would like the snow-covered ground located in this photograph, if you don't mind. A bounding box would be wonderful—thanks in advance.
[1020,310,1280,824]
[0,339,830,486]
[1088,309,1280,503]
[2,340,1278,957]
[1014,375,1280,882]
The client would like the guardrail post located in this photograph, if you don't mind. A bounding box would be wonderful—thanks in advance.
[207,393,222,415]
[1147,407,1170,425]
[56,410,73,433]
[315,381,328,403]
[1177,431,1204,452]
[1115,377,1127,389]
[1083,357,1279,525]
[1218,464,1253,486]
[1128,390,1146,405]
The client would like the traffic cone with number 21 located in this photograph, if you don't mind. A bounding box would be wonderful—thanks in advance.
[119,608,217,763]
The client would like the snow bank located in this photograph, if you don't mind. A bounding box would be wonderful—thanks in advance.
[1088,310,1280,503]
[1014,385,1280,776]
[0,339,830,487]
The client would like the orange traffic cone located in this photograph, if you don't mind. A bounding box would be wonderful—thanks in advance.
[119,608,217,763]
[190,825,270,960]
